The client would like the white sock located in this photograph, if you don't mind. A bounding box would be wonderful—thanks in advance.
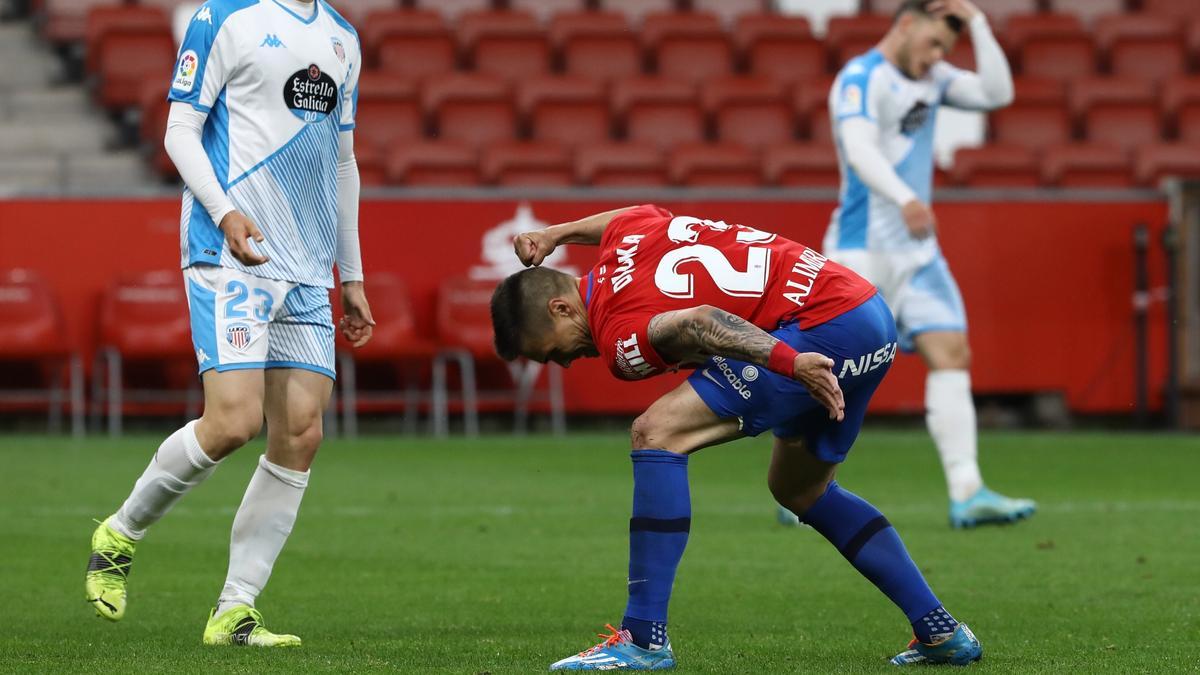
[111,420,218,540]
[925,370,984,503]
[216,455,309,615]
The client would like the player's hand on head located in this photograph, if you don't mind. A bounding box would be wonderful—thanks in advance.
[793,352,845,422]
[219,211,270,267]
[926,0,980,22]
[339,281,376,348]
[513,230,556,267]
[901,200,936,240]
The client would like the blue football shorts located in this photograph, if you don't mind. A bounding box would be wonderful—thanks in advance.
[688,293,898,464]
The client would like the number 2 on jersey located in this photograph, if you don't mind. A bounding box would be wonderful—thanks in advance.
[655,216,772,299]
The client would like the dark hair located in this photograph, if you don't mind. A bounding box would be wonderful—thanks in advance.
[894,0,964,33]
[490,266,574,361]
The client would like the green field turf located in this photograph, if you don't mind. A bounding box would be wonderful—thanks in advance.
[3,430,1198,673]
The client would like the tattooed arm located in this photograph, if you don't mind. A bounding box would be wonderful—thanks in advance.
[648,306,846,421]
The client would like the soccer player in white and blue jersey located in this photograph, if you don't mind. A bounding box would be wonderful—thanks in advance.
[84,0,375,646]
[820,0,1036,528]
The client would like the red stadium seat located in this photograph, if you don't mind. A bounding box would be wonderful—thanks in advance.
[1071,78,1162,152]
[509,0,587,24]
[762,143,840,187]
[612,77,704,151]
[42,0,118,44]
[669,143,761,187]
[327,0,397,28]
[949,144,1039,187]
[575,143,668,186]
[1095,14,1186,83]
[1045,0,1125,26]
[1135,143,1200,186]
[0,269,83,435]
[1140,0,1200,20]
[826,14,892,66]
[93,271,198,435]
[643,12,733,85]
[1006,13,1096,82]
[989,78,1071,149]
[412,0,493,23]
[335,273,439,437]
[423,74,516,147]
[363,9,457,78]
[84,4,168,75]
[735,14,824,86]
[1040,144,1133,188]
[519,76,610,147]
[551,11,642,82]
[692,0,768,28]
[482,141,574,186]
[1162,77,1200,143]
[96,28,177,110]
[601,0,675,27]
[702,76,795,150]
[459,10,551,81]
[385,141,481,186]
[352,139,387,187]
[354,72,423,154]
[794,77,836,143]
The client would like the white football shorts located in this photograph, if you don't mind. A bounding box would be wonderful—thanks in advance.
[183,264,335,378]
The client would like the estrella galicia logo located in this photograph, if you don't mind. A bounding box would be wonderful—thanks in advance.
[283,63,337,123]
[900,102,930,135]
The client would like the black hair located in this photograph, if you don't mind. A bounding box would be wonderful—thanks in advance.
[490,266,574,361]
[894,0,964,34]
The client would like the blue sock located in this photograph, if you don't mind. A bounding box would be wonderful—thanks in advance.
[913,606,959,644]
[800,481,942,634]
[621,449,689,650]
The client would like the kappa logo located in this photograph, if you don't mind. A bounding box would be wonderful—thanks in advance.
[195,347,210,364]
[194,6,212,24]
[260,33,285,48]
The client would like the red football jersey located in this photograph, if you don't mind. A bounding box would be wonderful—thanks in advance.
[585,205,877,381]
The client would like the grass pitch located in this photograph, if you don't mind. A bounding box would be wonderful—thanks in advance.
[3,430,1198,673]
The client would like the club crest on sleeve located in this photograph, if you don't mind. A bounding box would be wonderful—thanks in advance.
[173,50,198,92]
[226,323,251,351]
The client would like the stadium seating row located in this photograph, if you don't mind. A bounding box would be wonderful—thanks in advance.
[77,6,1200,108]
[0,267,521,435]
[345,139,1200,189]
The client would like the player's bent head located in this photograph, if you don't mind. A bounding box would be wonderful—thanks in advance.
[890,0,963,79]
[491,266,579,362]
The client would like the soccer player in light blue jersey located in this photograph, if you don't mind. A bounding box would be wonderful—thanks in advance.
[814,0,1036,528]
[84,0,375,645]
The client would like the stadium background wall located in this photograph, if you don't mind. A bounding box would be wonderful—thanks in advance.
[0,196,1170,415]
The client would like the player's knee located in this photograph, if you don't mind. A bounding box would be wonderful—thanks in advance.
[289,415,324,454]
[768,476,829,517]
[630,412,688,454]
[926,338,971,370]
[203,403,263,452]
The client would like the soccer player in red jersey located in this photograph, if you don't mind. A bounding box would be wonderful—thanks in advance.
[491,205,982,669]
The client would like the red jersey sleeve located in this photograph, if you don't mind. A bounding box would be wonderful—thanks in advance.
[600,204,674,250]
[595,312,673,381]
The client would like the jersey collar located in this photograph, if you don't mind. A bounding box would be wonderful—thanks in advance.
[582,272,594,308]
[272,0,320,25]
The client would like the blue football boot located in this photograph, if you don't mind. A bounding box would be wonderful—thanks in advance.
[891,624,982,666]
[549,624,676,671]
[950,487,1036,529]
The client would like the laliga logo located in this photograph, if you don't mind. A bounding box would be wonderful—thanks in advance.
[470,203,578,280]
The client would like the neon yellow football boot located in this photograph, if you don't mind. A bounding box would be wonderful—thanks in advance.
[202,605,302,647]
[85,516,136,621]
